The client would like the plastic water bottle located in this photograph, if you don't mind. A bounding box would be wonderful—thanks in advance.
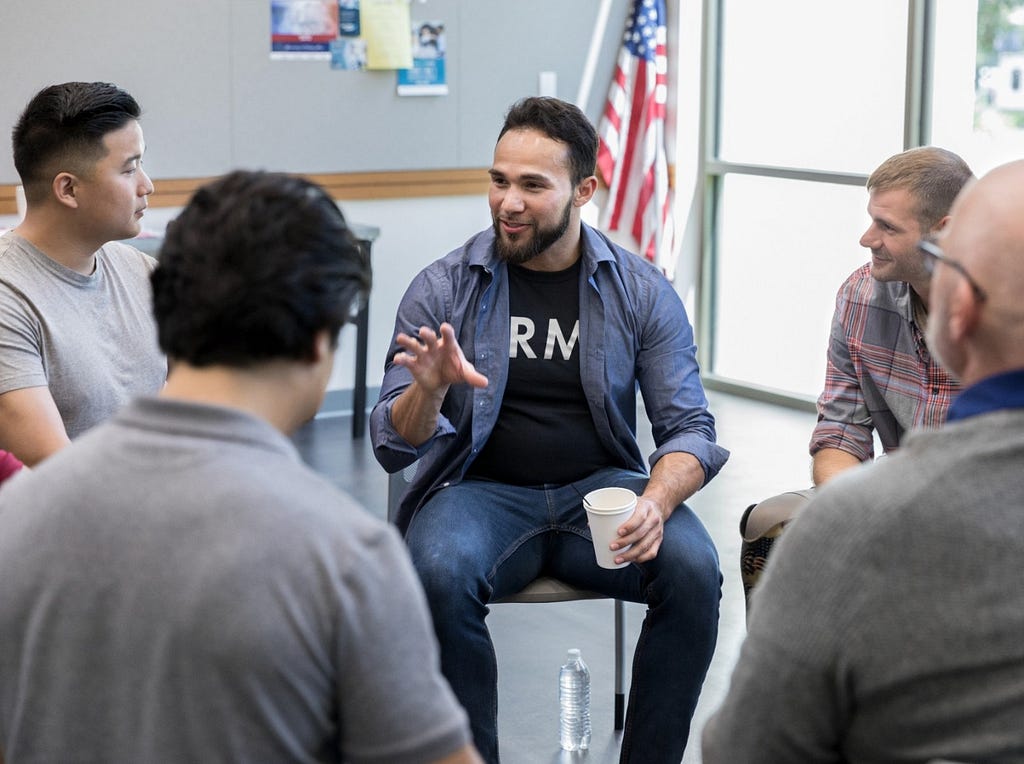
[559,648,591,751]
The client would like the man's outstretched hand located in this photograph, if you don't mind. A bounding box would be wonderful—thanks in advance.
[394,323,489,393]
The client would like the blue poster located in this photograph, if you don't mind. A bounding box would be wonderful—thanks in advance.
[397,21,448,96]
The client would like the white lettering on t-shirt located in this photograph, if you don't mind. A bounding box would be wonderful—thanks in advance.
[544,318,579,360]
[508,316,580,360]
[510,317,537,359]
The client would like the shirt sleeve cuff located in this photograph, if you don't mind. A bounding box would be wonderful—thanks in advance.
[371,398,457,473]
[649,434,730,487]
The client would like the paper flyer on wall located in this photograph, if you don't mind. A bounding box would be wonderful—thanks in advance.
[338,0,360,36]
[331,37,368,70]
[270,0,338,60]
[362,0,413,70]
[397,20,448,96]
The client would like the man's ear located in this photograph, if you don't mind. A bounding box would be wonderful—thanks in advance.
[52,172,80,210]
[946,276,983,343]
[930,214,952,234]
[574,175,598,207]
[310,329,334,365]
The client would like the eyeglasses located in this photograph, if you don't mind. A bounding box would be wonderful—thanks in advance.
[917,238,988,302]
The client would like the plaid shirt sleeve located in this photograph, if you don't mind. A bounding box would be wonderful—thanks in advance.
[809,265,960,461]
[810,268,877,462]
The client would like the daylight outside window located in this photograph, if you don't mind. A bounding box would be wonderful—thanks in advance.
[931,0,1024,174]
[704,0,906,400]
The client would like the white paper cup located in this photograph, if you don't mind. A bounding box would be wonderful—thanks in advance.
[583,487,637,569]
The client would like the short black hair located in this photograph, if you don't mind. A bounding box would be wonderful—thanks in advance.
[498,97,598,186]
[12,82,141,202]
[152,171,371,368]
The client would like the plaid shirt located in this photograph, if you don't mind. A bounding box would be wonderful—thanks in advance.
[810,264,959,462]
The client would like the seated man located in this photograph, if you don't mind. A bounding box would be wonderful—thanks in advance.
[0,82,166,466]
[704,159,1024,763]
[0,171,480,764]
[740,147,974,605]
[371,97,729,764]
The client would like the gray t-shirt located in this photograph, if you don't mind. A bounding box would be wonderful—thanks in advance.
[0,231,166,438]
[0,397,471,763]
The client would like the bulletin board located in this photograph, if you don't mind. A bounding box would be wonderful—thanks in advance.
[0,0,628,185]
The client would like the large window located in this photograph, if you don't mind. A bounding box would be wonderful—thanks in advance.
[717,1,908,174]
[930,0,1024,174]
[711,176,868,395]
[700,0,912,402]
[698,0,1023,404]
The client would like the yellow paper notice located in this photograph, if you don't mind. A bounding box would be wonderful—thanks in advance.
[362,0,413,70]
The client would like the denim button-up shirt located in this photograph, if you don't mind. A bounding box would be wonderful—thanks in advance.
[371,223,729,533]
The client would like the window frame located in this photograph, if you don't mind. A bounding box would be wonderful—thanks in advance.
[695,0,936,410]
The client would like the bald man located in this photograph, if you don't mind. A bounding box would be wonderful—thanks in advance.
[703,160,1024,762]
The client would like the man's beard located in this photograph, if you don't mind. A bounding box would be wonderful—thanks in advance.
[494,198,573,265]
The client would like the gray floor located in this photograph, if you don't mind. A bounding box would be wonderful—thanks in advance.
[291,390,817,763]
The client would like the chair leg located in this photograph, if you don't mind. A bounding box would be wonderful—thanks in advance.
[613,598,625,730]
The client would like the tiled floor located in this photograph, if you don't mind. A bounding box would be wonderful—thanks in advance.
[292,389,817,763]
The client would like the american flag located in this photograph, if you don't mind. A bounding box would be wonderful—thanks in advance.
[597,0,675,278]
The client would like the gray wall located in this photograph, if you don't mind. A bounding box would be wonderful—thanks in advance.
[0,0,629,184]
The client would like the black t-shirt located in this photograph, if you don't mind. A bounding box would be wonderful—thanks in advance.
[467,261,616,485]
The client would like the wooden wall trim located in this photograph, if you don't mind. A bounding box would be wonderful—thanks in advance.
[0,184,18,215]
[1,164,675,215]
[0,168,491,215]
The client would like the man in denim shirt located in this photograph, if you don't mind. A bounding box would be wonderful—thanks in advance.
[371,97,729,764]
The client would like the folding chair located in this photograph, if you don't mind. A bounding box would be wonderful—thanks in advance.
[387,463,627,730]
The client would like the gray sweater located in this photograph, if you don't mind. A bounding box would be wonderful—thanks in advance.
[704,408,1024,763]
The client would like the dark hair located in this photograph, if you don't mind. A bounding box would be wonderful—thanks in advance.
[151,171,371,368]
[498,97,598,185]
[868,146,975,230]
[12,82,142,202]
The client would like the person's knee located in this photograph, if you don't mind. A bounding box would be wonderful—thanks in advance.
[407,522,492,609]
[739,489,813,542]
[655,520,721,602]
[738,488,813,611]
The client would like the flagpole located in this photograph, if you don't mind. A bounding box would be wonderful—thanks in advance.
[575,0,614,110]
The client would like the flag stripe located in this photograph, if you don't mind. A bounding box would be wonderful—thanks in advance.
[597,0,676,278]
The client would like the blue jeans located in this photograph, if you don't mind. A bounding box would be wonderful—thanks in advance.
[405,467,721,764]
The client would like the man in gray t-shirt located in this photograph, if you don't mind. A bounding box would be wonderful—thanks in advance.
[0,171,479,764]
[0,82,165,466]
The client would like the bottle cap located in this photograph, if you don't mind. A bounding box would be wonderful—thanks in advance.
[567,648,581,660]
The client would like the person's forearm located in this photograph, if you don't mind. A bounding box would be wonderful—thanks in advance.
[644,451,705,520]
[3,431,69,468]
[0,387,72,467]
[390,380,450,447]
[811,447,862,486]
